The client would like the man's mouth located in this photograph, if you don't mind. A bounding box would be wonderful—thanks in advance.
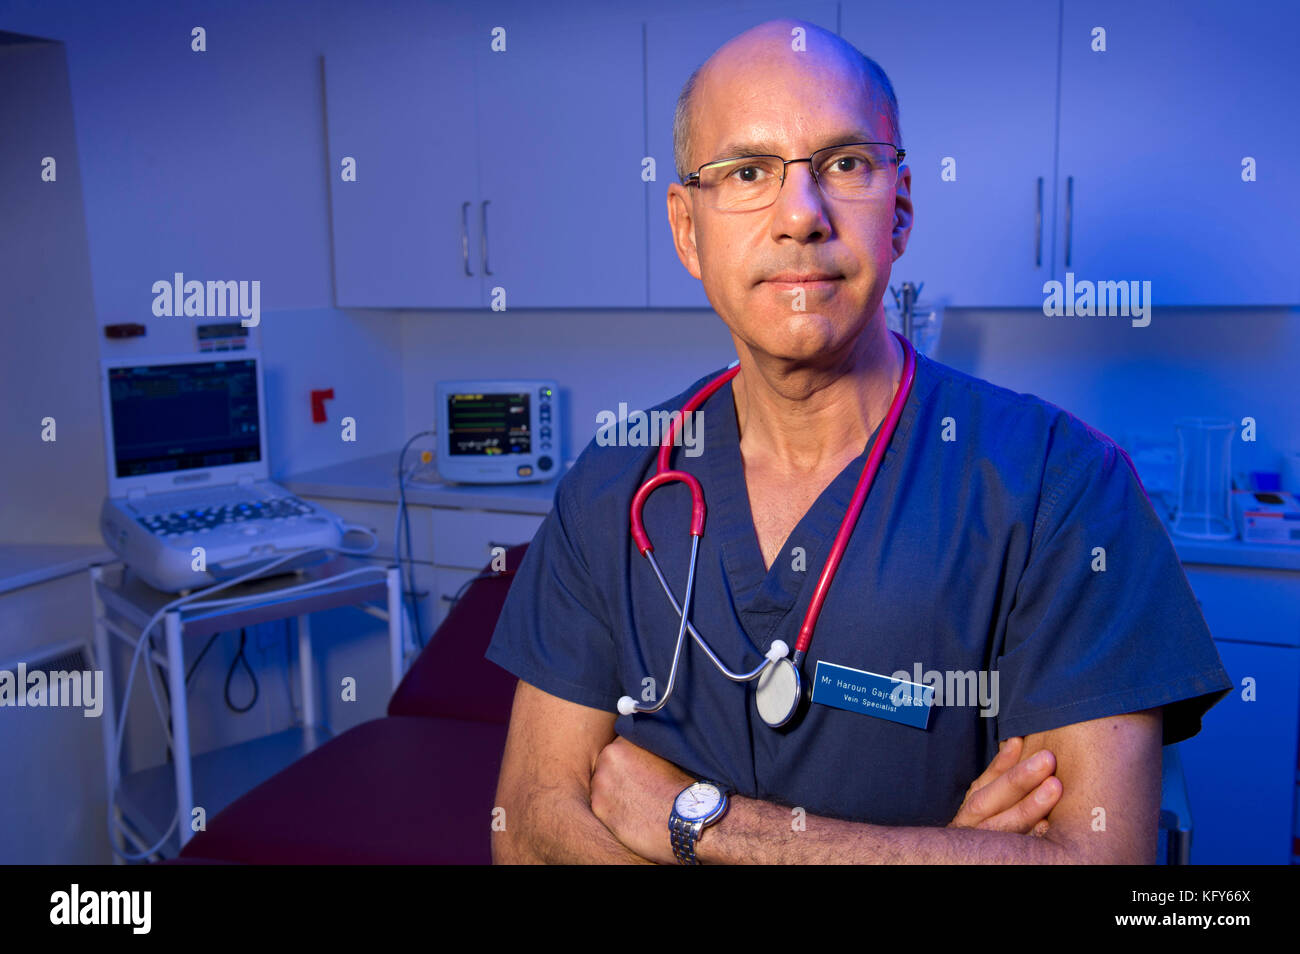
[762,272,841,288]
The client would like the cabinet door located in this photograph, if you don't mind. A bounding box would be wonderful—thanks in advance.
[470,11,646,307]
[1178,639,1299,863]
[323,22,484,308]
[644,4,840,308]
[842,1,1060,307]
[1057,0,1300,305]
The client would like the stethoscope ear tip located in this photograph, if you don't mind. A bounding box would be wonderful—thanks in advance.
[617,696,639,716]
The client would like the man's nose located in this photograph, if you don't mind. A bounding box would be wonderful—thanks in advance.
[772,161,831,236]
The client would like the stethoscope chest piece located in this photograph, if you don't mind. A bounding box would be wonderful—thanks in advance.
[755,657,802,728]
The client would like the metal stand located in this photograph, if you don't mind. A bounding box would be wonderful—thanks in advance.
[90,556,404,862]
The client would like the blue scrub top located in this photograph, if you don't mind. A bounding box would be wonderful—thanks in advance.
[486,352,1233,827]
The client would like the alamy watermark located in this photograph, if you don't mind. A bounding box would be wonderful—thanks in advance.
[594,405,704,457]
[151,272,260,327]
[0,665,104,718]
[50,884,150,934]
[1042,272,1151,327]
[889,664,1000,718]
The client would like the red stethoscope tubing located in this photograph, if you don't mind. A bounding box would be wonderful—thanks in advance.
[630,329,916,664]
[795,331,915,659]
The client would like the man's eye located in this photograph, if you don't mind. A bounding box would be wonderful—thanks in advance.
[825,156,865,175]
[731,164,769,182]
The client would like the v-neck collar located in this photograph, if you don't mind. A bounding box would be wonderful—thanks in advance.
[702,353,927,635]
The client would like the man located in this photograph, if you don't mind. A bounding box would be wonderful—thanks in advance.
[486,19,1231,864]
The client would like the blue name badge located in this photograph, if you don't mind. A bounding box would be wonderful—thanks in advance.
[811,661,934,729]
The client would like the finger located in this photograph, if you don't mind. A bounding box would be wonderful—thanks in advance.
[972,777,1063,834]
[965,737,1023,794]
[951,748,1056,828]
[1031,819,1050,838]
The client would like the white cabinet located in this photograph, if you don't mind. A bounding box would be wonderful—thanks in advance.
[469,11,646,307]
[843,0,1300,307]
[842,0,1061,307]
[1057,0,1300,305]
[1177,564,1300,863]
[323,13,485,308]
[326,1,1298,310]
[324,6,646,308]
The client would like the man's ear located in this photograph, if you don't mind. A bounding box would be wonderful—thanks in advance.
[666,182,703,280]
[891,164,914,263]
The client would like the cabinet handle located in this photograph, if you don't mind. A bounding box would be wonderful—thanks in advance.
[461,201,473,276]
[1064,175,1074,268]
[480,200,493,276]
[1035,176,1043,268]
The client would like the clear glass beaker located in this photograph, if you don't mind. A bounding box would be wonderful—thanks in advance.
[1171,418,1236,540]
[884,299,944,358]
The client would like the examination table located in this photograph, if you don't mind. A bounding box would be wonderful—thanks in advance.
[171,545,527,864]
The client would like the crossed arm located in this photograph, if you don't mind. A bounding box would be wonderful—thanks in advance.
[491,679,1163,864]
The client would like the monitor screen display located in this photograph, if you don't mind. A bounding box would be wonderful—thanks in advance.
[446,392,531,456]
[108,359,261,477]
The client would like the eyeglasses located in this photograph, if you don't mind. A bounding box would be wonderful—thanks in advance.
[684,142,905,212]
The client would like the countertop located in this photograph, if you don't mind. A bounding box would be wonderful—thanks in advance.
[279,451,1300,573]
[4,451,1292,598]
[0,543,117,596]
[279,451,560,515]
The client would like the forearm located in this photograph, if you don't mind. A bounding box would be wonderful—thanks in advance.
[696,795,1083,864]
[494,788,655,864]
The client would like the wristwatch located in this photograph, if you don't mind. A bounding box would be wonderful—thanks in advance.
[669,780,730,864]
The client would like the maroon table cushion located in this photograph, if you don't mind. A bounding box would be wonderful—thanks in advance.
[179,716,508,864]
[386,544,527,724]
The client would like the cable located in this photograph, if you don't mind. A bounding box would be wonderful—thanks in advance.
[397,434,432,648]
[186,632,221,685]
[396,431,435,651]
[445,571,500,609]
[282,620,298,724]
[157,630,224,763]
[223,629,258,713]
[106,548,388,861]
[141,634,174,751]
[138,509,379,763]
[438,566,519,620]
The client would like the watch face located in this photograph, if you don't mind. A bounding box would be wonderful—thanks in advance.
[674,782,722,821]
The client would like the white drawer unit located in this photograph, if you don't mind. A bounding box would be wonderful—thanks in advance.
[1183,565,1300,648]
[429,508,545,570]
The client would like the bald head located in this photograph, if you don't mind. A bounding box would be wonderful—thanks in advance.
[672,20,901,182]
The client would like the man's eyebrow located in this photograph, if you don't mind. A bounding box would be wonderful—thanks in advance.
[707,131,880,162]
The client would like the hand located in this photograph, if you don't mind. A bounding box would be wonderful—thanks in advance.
[590,735,694,865]
[948,737,1061,836]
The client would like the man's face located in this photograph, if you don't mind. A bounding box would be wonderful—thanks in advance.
[667,48,913,368]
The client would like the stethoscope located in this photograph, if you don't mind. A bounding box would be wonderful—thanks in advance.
[617,330,917,728]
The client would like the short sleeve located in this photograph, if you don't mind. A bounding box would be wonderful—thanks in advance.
[996,432,1233,745]
[484,465,623,712]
